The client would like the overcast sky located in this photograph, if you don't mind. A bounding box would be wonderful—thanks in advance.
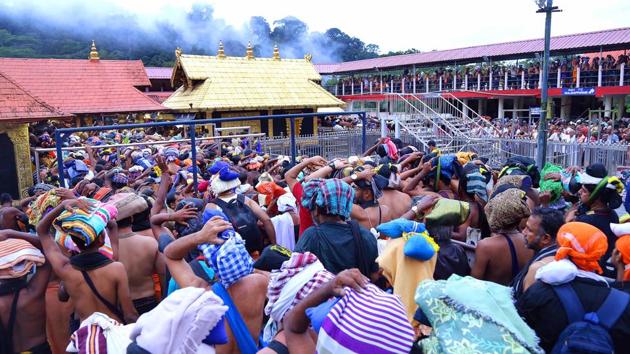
[107,0,629,53]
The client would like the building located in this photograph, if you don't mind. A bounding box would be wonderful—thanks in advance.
[316,27,630,121]
[0,72,72,198]
[145,66,174,103]
[0,41,167,196]
[0,41,165,125]
[163,42,345,136]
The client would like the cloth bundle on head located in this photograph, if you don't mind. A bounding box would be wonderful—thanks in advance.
[27,190,61,226]
[65,159,89,180]
[31,183,55,195]
[210,168,241,196]
[485,188,530,231]
[0,239,46,279]
[540,162,564,203]
[66,312,131,354]
[455,151,478,166]
[263,252,334,342]
[316,283,415,354]
[162,146,179,162]
[499,156,540,188]
[106,193,148,220]
[253,244,292,272]
[555,222,608,274]
[301,178,354,220]
[111,173,129,187]
[462,163,488,201]
[129,287,228,354]
[208,161,229,175]
[615,235,630,281]
[427,155,460,190]
[414,275,544,354]
[424,199,470,227]
[377,137,399,161]
[578,163,624,209]
[54,199,117,249]
[277,193,297,213]
[255,180,286,206]
[375,163,401,189]
[198,234,253,288]
[174,198,205,237]
[353,169,389,199]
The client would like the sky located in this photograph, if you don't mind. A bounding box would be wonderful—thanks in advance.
[107,0,629,53]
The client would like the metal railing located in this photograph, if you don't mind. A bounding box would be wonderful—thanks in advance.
[52,112,368,191]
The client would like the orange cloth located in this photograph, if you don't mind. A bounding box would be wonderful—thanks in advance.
[616,235,630,281]
[555,222,608,274]
[256,181,286,206]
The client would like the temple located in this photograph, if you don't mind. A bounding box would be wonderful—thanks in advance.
[163,42,345,136]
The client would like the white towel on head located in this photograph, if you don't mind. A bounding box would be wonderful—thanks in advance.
[129,287,228,354]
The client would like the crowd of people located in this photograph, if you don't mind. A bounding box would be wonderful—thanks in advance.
[3,126,630,354]
[332,53,630,94]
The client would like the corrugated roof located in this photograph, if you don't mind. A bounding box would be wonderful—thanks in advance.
[164,54,345,111]
[0,58,165,114]
[145,66,173,80]
[316,27,630,74]
[0,72,72,122]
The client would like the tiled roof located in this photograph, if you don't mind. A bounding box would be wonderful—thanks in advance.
[0,72,72,122]
[145,91,174,103]
[0,58,165,114]
[164,54,345,111]
[316,27,630,74]
[145,66,173,80]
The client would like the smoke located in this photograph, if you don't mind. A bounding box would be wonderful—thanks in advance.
[0,0,343,63]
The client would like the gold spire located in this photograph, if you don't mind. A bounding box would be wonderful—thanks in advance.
[273,45,280,61]
[175,47,182,58]
[217,40,225,59]
[304,53,312,63]
[246,41,254,60]
[89,40,100,61]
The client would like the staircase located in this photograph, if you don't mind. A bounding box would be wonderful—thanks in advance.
[386,93,503,164]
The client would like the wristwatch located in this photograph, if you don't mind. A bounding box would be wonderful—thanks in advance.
[411,205,419,215]
[350,173,358,181]
[328,161,336,170]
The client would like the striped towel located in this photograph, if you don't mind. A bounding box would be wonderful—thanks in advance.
[54,200,117,249]
[0,239,45,279]
[317,284,415,354]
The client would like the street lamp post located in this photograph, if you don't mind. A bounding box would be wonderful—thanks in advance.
[535,0,561,169]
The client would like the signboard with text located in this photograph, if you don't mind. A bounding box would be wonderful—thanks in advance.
[529,107,541,116]
[562,87,595,96]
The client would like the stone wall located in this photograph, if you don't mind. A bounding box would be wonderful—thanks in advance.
[0,123,32,197]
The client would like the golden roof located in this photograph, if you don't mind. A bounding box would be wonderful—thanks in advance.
[164,48,345,111]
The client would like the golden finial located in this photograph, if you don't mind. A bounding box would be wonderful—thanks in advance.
[89,40,100,61]
[246,41,254,60]
[217,40,225,59]
[175,47,182,58]
[273,45,280,61]
[304,53,312,62]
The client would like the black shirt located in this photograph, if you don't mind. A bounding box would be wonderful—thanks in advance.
[433,240,470,280]
[516,278,630,353]
[575,208,619,277]
[295,222,379,275]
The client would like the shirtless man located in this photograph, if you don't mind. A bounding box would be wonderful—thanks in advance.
[348,170,393,230]
[471,190,533,285]
[164,217,268,354]
[0,207,30,232]
[116,204,166,315]
[0,230,51,354]
[36,199,138,324]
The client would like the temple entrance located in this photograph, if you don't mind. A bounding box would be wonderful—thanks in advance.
[0,133,19,198]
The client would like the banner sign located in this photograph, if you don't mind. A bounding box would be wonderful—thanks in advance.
[562,87,595,96]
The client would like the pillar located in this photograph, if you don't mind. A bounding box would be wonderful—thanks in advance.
[616,95,626,118]
[498,98,505,119]
[0,123,32,198]
[463,99,469,117]
[604,95,613,118]
[478,99,485,116]
[560,96,570,120]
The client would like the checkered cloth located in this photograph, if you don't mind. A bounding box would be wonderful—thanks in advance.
[198,234,253,288]
[301,178,354,220]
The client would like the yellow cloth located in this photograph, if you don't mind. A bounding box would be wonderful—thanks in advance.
[377,238,437,322]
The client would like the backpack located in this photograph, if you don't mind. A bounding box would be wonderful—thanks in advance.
[213,194,263,254]
[551,283,630,354]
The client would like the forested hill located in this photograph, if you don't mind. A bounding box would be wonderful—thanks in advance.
[0,3,392,66]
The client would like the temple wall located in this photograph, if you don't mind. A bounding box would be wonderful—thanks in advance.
[0,123,32,197]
